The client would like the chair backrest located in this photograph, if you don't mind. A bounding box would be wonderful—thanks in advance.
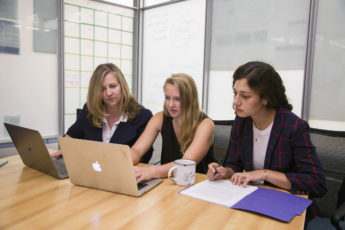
[337,177,345,208]
[213,120,233,164]
[310,128,345,217]
[76,108,82,119]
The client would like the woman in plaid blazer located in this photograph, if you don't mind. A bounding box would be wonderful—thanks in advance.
[207,61,327,220]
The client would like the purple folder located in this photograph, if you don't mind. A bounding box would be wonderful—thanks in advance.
[231,187,312,222]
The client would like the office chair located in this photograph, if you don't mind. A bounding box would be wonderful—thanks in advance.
[331,177,345,230]
[306,128,345,230]
[213,120,233,164]
[76,108,82,119]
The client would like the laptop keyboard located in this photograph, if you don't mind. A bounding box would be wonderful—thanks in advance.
[52,157,68,175]
[137,182,148,190]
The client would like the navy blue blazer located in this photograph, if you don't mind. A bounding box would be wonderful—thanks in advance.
[225,107,327,198]
[66,104,153,163]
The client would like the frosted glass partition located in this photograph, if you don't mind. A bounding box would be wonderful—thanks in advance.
[0,0,59,142]
[64,0,134,132]
[309,0,345,131]
[208,0,310,120]
[142,0,206,114]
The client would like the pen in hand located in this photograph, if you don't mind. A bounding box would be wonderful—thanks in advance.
[213,163,220,178]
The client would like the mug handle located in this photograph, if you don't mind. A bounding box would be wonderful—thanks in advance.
[168,166,177,182]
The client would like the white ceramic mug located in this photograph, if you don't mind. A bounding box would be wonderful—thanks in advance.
[168,159,196,186]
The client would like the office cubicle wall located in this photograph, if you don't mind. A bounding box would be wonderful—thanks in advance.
[0,0,59,143]
[141,0,206,114]
[207,0,310,120]
[63,0,135,132]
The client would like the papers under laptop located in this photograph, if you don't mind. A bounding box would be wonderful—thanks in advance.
[4,123,68,179]
[58,137,163,197]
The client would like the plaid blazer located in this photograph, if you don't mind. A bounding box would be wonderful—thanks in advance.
[225,107,327,198]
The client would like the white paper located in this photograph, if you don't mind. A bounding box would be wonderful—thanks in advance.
[65,21,79,37]
[95,11,107,26]
[95,27,107,42]
[122,17,133,31]
[109,14,121,29]
[80,8,93,24]
[180,179,257,207]
[81,24,93,39]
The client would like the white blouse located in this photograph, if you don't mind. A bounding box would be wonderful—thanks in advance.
[252,121,273,170]
[102,115,127,143]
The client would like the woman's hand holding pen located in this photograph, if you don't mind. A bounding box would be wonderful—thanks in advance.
[207,162,226,180]
[207,162,235,180]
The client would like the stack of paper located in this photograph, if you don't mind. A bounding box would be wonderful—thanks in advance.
[179,179,312,222]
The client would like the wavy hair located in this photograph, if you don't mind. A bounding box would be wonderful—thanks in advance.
[233,61,293,111]
[163,73,201,153]
[87,63,142,128]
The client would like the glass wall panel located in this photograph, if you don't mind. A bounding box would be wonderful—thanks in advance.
[0,0,59,142]
[63,0,134,132]
[142,0,206,114]
[309,0,345,131]
[208,0,310,120]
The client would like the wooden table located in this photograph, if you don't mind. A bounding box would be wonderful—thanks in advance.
[0,155,306,230]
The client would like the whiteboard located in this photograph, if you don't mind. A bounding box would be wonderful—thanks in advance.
[142,0,206,114]
[63,0,134,132]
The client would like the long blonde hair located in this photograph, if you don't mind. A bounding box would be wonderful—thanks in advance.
[163,73,201,153]
[87,63,142,128]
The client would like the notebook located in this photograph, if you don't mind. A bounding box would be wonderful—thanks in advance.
[4,123,68,179]
[57,137,163,196]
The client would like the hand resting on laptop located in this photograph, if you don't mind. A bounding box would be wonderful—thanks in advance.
[51,135,72,158]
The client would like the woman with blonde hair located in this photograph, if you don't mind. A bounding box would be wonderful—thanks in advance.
[132,73,214,183]
[51,63,153,163]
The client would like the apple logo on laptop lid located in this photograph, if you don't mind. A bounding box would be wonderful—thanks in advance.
[92,161,102,172]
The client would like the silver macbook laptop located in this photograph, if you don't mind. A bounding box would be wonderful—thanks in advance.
[4,123,68,179]
[58,137,163,197]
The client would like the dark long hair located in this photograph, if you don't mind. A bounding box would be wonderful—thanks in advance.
[233,61,293,111]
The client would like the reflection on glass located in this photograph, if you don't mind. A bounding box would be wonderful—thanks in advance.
[208,0,309,120]
[0,0,59,141]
